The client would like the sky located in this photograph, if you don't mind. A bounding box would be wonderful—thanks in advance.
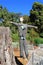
[0,0,43,15]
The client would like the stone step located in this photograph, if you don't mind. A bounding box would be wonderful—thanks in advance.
[14,49,28,65]
[17,58,28,65]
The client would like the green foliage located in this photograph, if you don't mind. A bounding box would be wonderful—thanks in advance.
[0,5,21,42]
[34,37,43,46]
[26,33,30,40]
[23,15,30,24]
[29,29,39,37]
[26,29,39,44]
[11,33,19,42]
[40,33,43,37]
[0,4,43,42]
[30,2,43,37]
[32,2,43,11]
[0,23,3,26]
[29,29,39,42]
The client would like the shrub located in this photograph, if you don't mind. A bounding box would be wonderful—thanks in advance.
[40,33,43,38]
[34,37,43,46]
[11,33,19,42]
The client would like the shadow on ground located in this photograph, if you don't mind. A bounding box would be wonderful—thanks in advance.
[15,56,23,65]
